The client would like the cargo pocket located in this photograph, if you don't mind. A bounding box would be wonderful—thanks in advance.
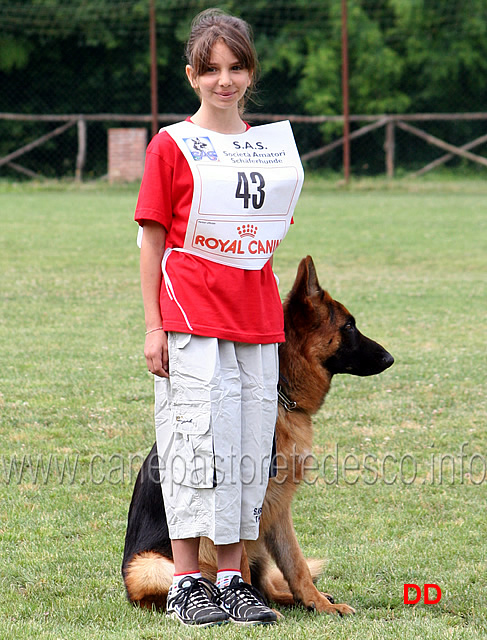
[171,406,215,489]
[173,332,192,350]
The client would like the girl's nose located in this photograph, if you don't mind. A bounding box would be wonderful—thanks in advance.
[219,69,232,86]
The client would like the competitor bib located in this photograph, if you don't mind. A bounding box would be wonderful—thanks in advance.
[164,120,304,270]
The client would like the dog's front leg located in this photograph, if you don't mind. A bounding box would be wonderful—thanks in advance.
[264,509,355,616]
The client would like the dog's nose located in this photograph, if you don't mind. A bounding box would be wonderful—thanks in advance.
[382,352,394,369]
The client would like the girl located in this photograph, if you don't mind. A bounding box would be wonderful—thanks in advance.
[135,8,303,627]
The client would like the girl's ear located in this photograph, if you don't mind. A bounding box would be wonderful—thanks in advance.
[186,65,199,90]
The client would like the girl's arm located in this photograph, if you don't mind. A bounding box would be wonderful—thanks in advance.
[140,221,169,378]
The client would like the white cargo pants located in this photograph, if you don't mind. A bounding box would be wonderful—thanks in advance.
[154,332,278,545]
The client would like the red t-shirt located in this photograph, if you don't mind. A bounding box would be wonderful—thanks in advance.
[134,124,285,344]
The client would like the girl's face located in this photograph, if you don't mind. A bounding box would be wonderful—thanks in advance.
[186,40,252,114]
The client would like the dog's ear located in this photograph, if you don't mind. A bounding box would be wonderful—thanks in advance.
[304,256,322,298]
[285,256,327,332]
[292,256,322,301]
[283,256,331,341]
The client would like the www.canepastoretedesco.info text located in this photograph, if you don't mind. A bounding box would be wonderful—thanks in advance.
[1,443,485,487]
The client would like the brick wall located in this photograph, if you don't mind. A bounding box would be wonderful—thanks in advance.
[108,128,147,183]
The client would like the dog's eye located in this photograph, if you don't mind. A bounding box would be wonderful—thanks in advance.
[343,321,354,331]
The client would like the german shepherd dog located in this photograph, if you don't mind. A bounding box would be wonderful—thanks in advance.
[122,256,393,616]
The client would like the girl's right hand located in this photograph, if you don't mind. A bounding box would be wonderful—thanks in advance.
[144,330,169,378]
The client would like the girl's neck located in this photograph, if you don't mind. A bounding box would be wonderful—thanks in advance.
[190,106,246,134]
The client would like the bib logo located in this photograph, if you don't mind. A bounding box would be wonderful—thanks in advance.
[194,225,280,257]
[184,136,218,161]
[237,224,258,238]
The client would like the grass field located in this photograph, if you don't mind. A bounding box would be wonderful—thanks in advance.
[1,176,486,639]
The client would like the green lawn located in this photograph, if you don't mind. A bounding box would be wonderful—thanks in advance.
[1,176,486,639]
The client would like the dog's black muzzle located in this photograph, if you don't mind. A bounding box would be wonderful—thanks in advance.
[325,331,394,377]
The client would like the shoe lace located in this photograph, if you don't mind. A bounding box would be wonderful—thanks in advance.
[172,577,220,611]
[220,580,269,609]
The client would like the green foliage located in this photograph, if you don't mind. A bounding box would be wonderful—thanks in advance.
[298,43,340,114]
[389,0,487,111]
[2,0,487,115]
[0,35,32,72]
[297,0,411,117]
[346,1,410,113]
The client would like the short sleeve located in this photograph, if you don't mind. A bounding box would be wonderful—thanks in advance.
[134,134,175,233]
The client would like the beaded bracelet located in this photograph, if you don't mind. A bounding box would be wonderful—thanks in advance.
[145,327,164,335]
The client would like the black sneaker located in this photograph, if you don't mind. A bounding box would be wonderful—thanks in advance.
[218,576,278,625]
[166,576,230,627]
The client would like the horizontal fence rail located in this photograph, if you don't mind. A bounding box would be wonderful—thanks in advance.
[1,112,486,180]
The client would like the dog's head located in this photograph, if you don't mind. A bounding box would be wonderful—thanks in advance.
[282,256,394,380]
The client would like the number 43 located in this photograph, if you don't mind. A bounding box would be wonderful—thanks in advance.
[235,171,266,209]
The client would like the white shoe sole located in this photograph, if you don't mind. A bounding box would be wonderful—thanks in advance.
[167,611,230,627]
[229,617,278,626]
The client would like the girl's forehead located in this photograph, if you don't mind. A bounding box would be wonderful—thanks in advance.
[208,40,240,62]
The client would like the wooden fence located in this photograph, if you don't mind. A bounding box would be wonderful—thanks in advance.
[1,112,486,180]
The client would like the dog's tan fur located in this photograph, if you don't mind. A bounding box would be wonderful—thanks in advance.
[123,256,394,616]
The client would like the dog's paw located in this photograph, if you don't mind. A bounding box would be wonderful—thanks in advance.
[310,595,355,616]
[272,608,285,620]
[331,602,356,616]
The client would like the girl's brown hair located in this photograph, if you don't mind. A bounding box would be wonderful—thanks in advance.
[185,9,259,101]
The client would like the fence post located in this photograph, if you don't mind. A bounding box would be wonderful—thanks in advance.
[75,118,87,182]
[385,119,395,178]
[150,0,159,138]
[341,0,350,183]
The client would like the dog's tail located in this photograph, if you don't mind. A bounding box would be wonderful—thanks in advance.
[124,551,174,609]
[263,558,324,606]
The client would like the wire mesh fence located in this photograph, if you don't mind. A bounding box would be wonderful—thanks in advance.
[1,0,487,180]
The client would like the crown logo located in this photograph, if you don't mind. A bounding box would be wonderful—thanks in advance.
[237,224,258,238]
